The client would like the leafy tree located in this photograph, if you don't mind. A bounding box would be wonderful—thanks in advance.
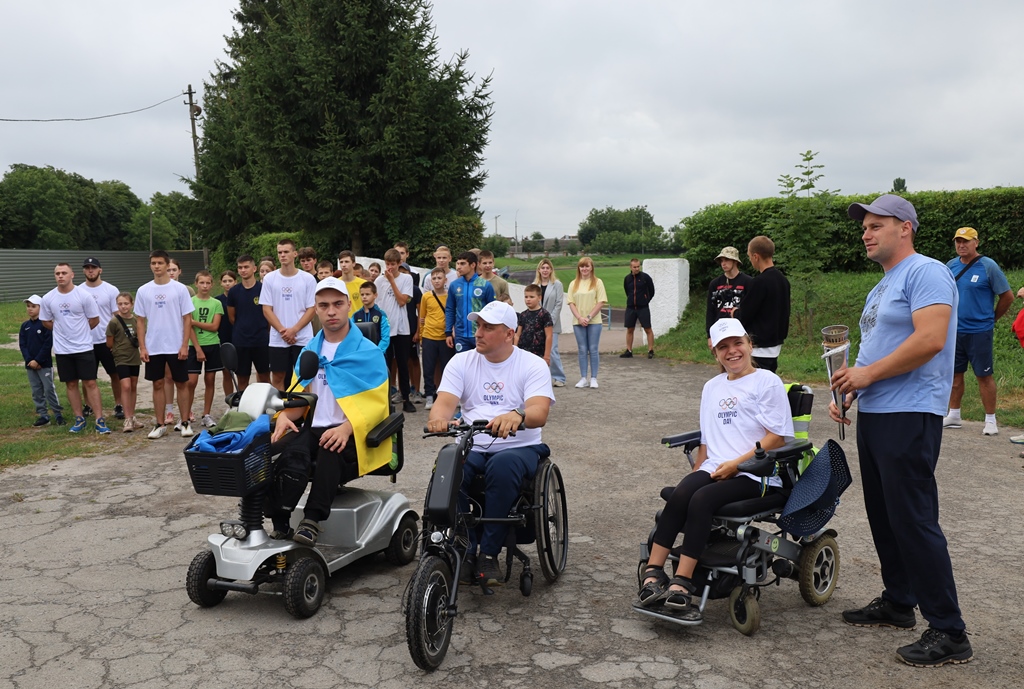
[481,234,510,258]
[193,0,492,257]
[552,237,561,253]
[0,165,75,249]
[124,204,178,251]
[577,205,659,249]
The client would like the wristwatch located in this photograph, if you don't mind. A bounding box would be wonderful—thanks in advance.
[513,407,526,423]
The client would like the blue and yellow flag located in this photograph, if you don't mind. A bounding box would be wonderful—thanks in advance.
[293,324,391,476]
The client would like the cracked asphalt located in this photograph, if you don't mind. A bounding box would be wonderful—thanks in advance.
[2,356,1022,688]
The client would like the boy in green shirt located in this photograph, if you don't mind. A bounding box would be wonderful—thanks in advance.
[187,270,225,432]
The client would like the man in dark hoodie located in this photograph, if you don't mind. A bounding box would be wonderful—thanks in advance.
[737,235,790,372]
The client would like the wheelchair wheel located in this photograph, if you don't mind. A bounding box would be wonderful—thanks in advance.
[534,461,568,582]
[406,555,454,671]
[798,534,839,606]
[186,550,227,608]
[728,586,760,636]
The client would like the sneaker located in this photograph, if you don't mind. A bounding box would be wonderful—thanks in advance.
[180,421,194,438]
[113,404,125,420]
[148,424,168,440]
[842,596,916,629]
[648,350,655,359]
[69,416,87,434]
[552,380,565,388]
[83,404,93,418]
[55,414,65,426]
[173,421,183,432]
[94,417,111,435]
[941,413,961,429]
[202,414,216,428]
[590,377,599,389]
[402,400,417,414]
[982,422,998,436]
[123,417,135,433]
[575,378,589,388]
[478,554,504,586]
[424,395,434,410]
[1010,434,1024,445]
[164,411,175,426]
[33,416,51,427]
[459,553,478,584]
[619,350,633,358]
[896,628,973,667]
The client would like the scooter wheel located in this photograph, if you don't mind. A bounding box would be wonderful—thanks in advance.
[385,514,419,566]
[406,554,454,671]
[186,550,227,608]
[284,556,326,619]
[519,571,533,597]
[728,586,760,636]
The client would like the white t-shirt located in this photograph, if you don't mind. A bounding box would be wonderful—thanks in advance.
[259,270,316,347]
[40,285,101,355]
[375,272,414,335]
[81,281,119,345]
[309,340,348,429]
[439,347,555,451]
[698,368,794,487]
[420,268,459,291]
[134,280,195,356]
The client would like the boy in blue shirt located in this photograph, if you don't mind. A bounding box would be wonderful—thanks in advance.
[20,295,64,426]
[352,282,390,354]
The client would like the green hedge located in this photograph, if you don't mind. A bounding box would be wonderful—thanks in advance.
[681,187,1024,290]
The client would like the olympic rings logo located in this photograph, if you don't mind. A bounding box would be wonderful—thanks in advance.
[483,382,504,393]
[719,397,738,410]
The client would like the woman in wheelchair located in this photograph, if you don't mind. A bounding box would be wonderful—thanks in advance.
[638,318,793,617]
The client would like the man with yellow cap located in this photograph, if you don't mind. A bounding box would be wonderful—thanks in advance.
[942,227,1013,436]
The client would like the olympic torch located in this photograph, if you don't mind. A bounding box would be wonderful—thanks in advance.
[821,325,850,441]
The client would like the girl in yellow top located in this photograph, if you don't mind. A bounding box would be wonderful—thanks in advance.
[566,257,607,388]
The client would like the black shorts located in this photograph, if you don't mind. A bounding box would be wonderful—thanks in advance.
[115,364,140,379]
[93,343,117,378]
[145,353,189,383]
[269,345,303,373]
[187,344,224,374]
[624,306,652,329]
[235,345,270,377]
[56,351,97,383]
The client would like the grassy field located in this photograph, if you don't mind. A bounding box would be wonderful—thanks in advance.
[498,254,662,310]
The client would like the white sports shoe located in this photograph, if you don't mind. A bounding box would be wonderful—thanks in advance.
[148,424,168,440]
[575,378,589,388]
[982,422,998,436]
[1010,434,1024,445]
[590,378,599,389]
[941,413,961,429]
[424,395,434,410]
[181,421,194,438]
[202,414,216,428]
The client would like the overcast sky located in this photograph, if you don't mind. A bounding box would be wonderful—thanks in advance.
[3,1,1023,239]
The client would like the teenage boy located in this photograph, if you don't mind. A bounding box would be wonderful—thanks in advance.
[337,250,367,317]
[260,239,317,390]
[135,250,195,439]
[374,248,416,413]
[226,254,271,391]
[401,262,424,401]
[188,271,225,429]
[80,257,123,418]
[419,267,452,410]
[352,282,390,354]
[478,250,512,305]
[420,245,458,290]
[622,258,657,359]
[316,260,334,281]
[216,270,237,397]
[40,263,108,434]
[20,295,64,426]
[515,284,553,364]
[298,246,318,277]
[445,251,495,354]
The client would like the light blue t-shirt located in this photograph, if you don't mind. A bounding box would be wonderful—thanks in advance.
[945,256,1011,333]
[856,253,958,416]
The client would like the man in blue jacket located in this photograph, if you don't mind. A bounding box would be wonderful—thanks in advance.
[445,251,495,354]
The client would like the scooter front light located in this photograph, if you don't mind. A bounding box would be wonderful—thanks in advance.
[430,531,444,544]
[220,522,235,538]
[232,523,249,540]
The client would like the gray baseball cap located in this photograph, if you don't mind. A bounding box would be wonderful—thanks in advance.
[847,194,919,232]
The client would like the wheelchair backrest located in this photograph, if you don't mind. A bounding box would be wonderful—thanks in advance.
[784,383,816,475]
[355,320,381,345]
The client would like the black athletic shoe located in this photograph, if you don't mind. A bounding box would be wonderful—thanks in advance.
[619,350,633,358]
[647,350,655,359]
[842,596,916,629]
[402,400,416,413]
[478,554,504,586]
[55,414,66,426]
[459,553,478,584]
[113,404,125,420]
[82,405,93,417]
[33,416,51,427]
[897,628,973,667]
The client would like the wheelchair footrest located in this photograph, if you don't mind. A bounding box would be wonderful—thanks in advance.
[631,603,704,626]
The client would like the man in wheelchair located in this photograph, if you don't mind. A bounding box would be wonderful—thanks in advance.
[638,318,793,620]
[425,301,555,586]
[269,277,392,546]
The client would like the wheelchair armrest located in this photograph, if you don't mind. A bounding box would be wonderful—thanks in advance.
[767,438,813,464]
[366,412,405,448]
[661,429,701,452]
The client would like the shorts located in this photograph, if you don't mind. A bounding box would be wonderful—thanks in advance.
[624,306,652,330]
[187,344,224,374]
[269,345,303,373]
[953,330,994,376]
[235,345,270,377]
[115,364,140,380]
[56,351,97,383]
[93,343,117,378]
[145,353,189,383]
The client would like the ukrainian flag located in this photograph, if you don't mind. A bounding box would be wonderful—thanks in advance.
[293,325,392,476]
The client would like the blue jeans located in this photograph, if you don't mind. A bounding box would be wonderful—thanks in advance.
[573,323,602,379]
[459,445,545,556]
[549,331,565,383]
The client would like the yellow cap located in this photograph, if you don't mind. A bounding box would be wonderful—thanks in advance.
[953,227,978,241]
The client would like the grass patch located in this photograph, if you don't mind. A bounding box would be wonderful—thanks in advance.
[497,255,663,310]
[656,269,1024,428]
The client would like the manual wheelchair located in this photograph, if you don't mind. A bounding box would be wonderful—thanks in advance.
[633,384,851,635]
[404,419,568,671]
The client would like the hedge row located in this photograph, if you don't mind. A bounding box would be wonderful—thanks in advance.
[681,187,1024,290]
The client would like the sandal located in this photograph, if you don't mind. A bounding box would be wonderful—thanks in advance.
[664,577,697,611]
[637,565,670,607]
[292,519,320,546]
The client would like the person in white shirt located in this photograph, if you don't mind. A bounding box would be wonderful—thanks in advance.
[259,238,317,390]
[426,301,555,587]
[419,244,458,291]
[80,257,123,419]
[135,250,195,439]
[39,263,108,433]
[375,248,416,413]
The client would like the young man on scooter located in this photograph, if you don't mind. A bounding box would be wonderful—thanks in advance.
[426,301,555,586]
[269,277,392,546]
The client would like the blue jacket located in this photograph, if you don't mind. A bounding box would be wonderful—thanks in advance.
[20,318,53,369]
[445,274,495,340]
[352,306,390,353]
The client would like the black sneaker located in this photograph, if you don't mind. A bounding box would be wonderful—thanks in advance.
[82,404,93,417]
[842,596,916,629]
[33,416,50,427]
[459,553,478,584]
[647,350,655,359]
[478,554,504,586]
[113,404,125,420]
[55,414,66,426]
[402,400,416,413]
[619,350,633,358]
[897,628,973,667]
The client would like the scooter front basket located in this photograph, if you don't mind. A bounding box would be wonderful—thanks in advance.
[184,433,272,497]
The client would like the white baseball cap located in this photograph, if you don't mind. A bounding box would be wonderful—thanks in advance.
[314,276,349,297]
[710,317,748,347]
[468,301,518,331]
[24,294,42,305]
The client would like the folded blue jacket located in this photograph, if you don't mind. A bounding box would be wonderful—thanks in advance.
[191,414,270,454]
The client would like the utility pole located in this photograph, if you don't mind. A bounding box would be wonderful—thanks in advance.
[514,209,519,253]
[494,214,500,237]
[149,211,154,251]
[185,84,202,251]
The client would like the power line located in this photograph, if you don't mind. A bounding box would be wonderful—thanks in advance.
[0,94,182,122]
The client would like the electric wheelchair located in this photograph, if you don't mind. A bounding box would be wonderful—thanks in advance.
[633,384,852,635]
[404,419,568,671]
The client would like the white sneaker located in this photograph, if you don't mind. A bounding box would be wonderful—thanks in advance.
[202,414,216,428]
[552,380,565,388]
[1011,434,1024,445]
[424,395,434,410]
[181,421,194,438]
[575,378,589,388]
[148,424,168,439]
[982,422,998,436]
[941,413,961,429]
[590,377,599,389]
